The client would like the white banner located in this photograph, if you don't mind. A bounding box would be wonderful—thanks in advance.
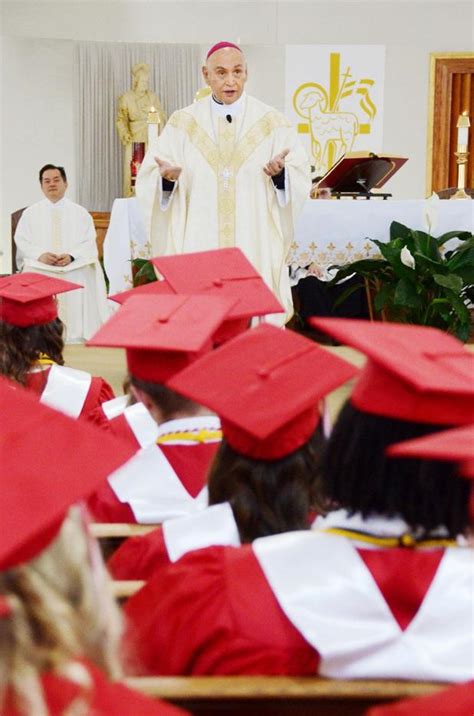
[285,45,385,177]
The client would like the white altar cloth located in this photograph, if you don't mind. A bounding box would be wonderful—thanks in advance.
[104,198,473,293]
[103,198,151,294]
[288,199,474,280]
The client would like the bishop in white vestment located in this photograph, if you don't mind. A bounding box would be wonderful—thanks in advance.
[15,165,111,342]
[136,43,311,323]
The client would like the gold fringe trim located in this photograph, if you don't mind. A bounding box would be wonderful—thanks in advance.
[321,527,457,549]
[157,429,222,445]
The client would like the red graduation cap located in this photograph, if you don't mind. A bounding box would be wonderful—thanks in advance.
[168,324,358,459]
[0,377,135,571]
[108,279,174,306]
[152,248,284,343]
[87,294,237,383]
[309,318,474,425]
[387,424,474,523]
[0,273,82,327]
[387,424,474,471]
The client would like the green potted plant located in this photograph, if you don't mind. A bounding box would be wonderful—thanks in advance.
[328,220,474,341]
[131,258,157,286]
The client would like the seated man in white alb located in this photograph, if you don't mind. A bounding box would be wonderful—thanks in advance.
[14,164,110,342]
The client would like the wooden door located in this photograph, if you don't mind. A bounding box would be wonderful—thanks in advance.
[428,53,474,195]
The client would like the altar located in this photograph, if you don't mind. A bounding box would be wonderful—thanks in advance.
[103,197,473,294]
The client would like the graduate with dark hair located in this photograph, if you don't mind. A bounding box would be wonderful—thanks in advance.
[109,324,355,580]
[124,320,473,679]
[366,424,474,716]
[86,292,236,524]
[0,273,114,421]
[97,246,284,446]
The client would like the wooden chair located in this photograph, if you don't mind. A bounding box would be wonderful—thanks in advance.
[11,207,27,273]
[124,675,444,716]
[89,211,110,261]
[10,208,110,273]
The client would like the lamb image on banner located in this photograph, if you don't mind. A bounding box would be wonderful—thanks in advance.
[285,46,385,177]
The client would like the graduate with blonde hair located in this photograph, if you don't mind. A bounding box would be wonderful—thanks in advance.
[0,379,185,716]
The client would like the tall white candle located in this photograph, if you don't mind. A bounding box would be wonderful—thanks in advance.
[147,106,158,145]
[147,122,157,145]
[456,113,470,149]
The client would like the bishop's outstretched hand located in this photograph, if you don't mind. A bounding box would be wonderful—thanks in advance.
[263,148,290,177]
[154,156,182,182]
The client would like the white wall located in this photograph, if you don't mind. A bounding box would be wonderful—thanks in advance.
[1,1,473,272]
[1,36,75,271]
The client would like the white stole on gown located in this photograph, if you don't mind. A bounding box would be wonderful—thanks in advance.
[39,364,92,418]
[106,415,221,523]
[107,443,209,523]
[253,526,473,682]
[163,502,241,563]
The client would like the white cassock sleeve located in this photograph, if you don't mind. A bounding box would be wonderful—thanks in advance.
[65,209,99,265]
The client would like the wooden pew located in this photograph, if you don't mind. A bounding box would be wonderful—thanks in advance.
[90,522,160,560]
[111,580,145,600]
[124,675,444,716]
[90,523,159,539]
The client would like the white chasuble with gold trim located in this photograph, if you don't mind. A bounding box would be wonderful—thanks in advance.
[136,95,311,323]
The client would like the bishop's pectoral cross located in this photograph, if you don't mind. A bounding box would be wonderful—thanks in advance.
[220,166,233,191]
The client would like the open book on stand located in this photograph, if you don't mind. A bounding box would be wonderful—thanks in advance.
[317,151,408,199]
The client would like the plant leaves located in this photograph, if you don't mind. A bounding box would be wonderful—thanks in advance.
[446,244,474,277]
[436,230,473,246]
[133,260,158,287]
[331,281,366,309]
[371,238,418,283]
[131,258,150,270]
[327,259,387,284]
[412,230,441,262]
[449,292,471,322]
[412,252,447,274]
[454,323,471,342]
[373,283,394,312]
[433,273,463,293]
[393,279,422,309]
[389,221,412,244]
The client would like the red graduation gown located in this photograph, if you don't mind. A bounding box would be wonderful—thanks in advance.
[2,659,188,716]
[108,526,169,579]
[124,543,446,676]
[106,411,142,449]
[367,681,474,716]
[26,367,114,424]
[87,441,219,524]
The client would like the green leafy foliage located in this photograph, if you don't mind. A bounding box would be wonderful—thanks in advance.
[131,258,158,287]
[328,221,474,341]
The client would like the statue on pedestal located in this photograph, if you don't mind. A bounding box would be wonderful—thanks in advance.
[116,63,166,197]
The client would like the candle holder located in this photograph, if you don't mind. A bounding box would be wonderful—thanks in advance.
[147,106,161,145]
[147,106,160,125]
[451,113,471,200]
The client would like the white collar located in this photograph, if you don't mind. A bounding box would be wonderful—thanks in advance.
[210,92,246,119]
[314,509,453,541]
[45,197,67,209]
[155,414,221,439]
